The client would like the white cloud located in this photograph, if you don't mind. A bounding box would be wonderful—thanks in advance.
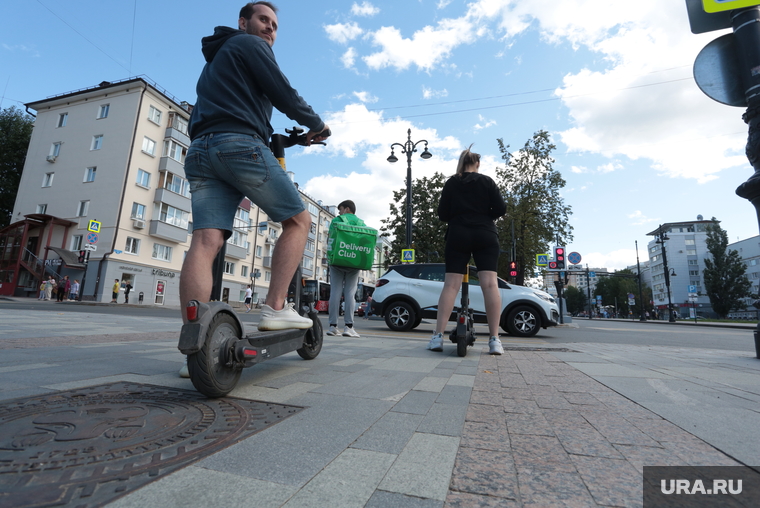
[341,47,358,69]
[324,22,363,44]
[422,86,448,99]
[2,43,40,57]
[353,91,378,103]
[351,1,380,17]
[473,114,497,132]
[583,249,638,271]
[571,166,587,174]
[627,210,658,227]
[437,0,452,8]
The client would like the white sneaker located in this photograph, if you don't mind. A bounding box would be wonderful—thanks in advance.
[427,332,443,352]
[179,361,189,378]
[257,303,313,331]
[326,326,339,336]
[343,326,360,338]
[489,336,504,355]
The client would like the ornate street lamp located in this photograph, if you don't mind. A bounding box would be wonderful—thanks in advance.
[387,129,432,249]
[655,225,677,322]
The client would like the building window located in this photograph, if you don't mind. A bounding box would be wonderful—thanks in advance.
[160,171,190,197]
[36,204,47,214]
[310,222,317,234]
[265,271,272,282]
[76,200,89,217]
[306,238,315,252]
[224,261,235,275]
[152,243,172,262]
[159,203,189,229]
[98,104,109,119]
[229,230,247,248]
[136,168,151,188]
[686,249,697,255]
[241,265,249,277]
[57,113,68,127]
[131,202,146,220]
[91,135,103,150]
[256,245,263,257]
[689,270,700,276]
[302,257,313,270]
[307,202,319,215]
[148,106,162,125]
[50,142,62,157]
[142,137,156,156]
[84,167,96,182]
[162,140,187,163]
[125,237,140,254]
[71,235,83,250]
[42,173,54,187]
[688,260,698,266]
[685,239,695,246]
[168,112,189,135]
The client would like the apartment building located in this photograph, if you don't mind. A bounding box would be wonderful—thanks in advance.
[727,235,760,320]
[3,77,336,306]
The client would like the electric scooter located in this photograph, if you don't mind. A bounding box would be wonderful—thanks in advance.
[177,127,330,398]
[449,267,476,357]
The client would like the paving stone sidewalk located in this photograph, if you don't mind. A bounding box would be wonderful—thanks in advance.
[445,348,744,507]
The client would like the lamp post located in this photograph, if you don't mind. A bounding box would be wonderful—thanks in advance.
[655,225,677,322]
[387,129,432,249]
[635,240,646,321]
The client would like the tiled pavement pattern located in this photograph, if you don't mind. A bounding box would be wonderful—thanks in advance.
[445,349,742,507]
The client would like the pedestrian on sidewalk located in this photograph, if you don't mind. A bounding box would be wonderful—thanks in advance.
[38,280,46,300]
[427,146,507,355]
[124,281,133,304]
[111,279,120,303]
[56,276,70,302]
[69,279,80,301]
[244,285,253,312]
[326,200,363,339]
[44,276,55,301]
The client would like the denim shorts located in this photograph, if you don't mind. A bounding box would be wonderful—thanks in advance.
[184,133,305,236]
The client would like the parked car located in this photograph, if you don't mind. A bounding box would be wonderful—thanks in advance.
[370,263,560,337]
[357,301,369,317]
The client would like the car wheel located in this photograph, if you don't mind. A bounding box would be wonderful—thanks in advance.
[384,301,416,331]
[504,305,541,337]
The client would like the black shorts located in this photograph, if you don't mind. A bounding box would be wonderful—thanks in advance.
[245,297,252,304]
[444,224,500,274]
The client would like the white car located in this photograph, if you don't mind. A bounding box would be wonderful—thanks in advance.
[370,263,560,337]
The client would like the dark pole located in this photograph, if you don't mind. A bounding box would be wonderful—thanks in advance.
[658,225,676,323]
[387,128,432,251]
[635,240,646,321]
[79,250,90,301]
[586,264,592,320]
[732,7,760,357]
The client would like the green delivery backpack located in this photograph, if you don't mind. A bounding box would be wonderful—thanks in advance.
[326,214,377,270]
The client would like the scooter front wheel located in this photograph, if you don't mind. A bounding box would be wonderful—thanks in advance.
[297,312,323,360]
[456,321,468,357]
[188,312,242,398]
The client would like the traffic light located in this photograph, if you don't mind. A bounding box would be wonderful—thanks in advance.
[553,246,566,270]
[78,250,86,263]
[508,261,518,278]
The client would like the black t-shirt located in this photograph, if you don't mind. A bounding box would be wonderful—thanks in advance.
[437,172,507,231]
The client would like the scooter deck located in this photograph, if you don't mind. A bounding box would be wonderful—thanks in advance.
[233,328,306,366]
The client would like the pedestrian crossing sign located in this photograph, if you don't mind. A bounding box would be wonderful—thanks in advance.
[536,254,549,267]
[87,220,101,233]
[401,249,415,263]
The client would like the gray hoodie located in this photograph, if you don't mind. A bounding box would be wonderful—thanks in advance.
[188,26,324,142]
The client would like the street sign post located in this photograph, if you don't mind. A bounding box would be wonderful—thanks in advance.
[702,0,760,13]
[401,249,415,263]
[87,220,101,233]
[84,244,97,252]
[536,254,549,267]
[568,252,582,265]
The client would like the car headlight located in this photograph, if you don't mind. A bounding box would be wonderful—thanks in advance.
[532,291,555,304]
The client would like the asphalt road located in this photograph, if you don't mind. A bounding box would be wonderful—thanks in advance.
[0,298,754,353]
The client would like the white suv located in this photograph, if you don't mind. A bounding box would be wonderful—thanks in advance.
[370,263,559,337]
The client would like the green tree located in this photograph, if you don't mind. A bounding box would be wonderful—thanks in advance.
[380,172,447,266]
[593,269,639,317]
[0,106,34,227]
[495,130,573,284]
[703,219,753,319]
[564,285,587,315]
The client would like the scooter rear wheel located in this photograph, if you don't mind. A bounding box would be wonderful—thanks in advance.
[297,312,323,360]
[188,312,242,398]
[456,321,468,357]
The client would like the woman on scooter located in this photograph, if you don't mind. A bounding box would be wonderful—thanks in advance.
[427,146,507,355]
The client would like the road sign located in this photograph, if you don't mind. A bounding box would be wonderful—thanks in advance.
[536,254,549,266]
[694,34,745,107]
[87,232,99,244]
[688,284,698,295]
[84,244,97,252]
[702,0,760,13]
[568,252,582,265]
[589,271,596,277]
[87,220,101,233]
[401,249,415,263]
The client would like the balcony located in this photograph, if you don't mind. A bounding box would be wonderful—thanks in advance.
[159,156,184,175]
[149,220,188,243]
[164,127,190,147]
[154,188,191,211]
[263,256,272,268]
[226,242,247,260]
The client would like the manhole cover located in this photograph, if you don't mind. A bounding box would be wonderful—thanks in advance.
[0,382,303,508]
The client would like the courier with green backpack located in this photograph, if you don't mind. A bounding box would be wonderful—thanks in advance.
[326,213,377,270]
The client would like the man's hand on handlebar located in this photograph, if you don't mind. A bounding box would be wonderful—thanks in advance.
[305,125,331,146]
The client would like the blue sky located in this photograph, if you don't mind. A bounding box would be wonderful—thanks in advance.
[2,0,757,270]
